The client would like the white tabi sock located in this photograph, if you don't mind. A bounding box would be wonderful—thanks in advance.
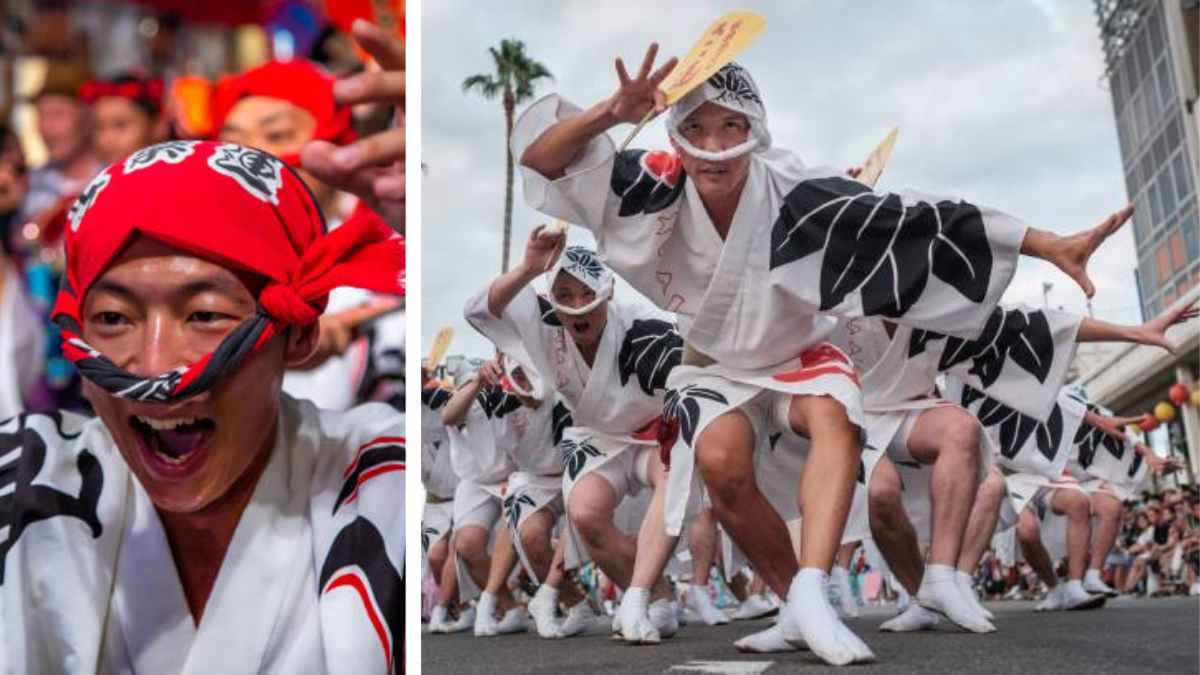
[1035,583,1064,612]
[734,623,804,653]
[879,603,940,632]
[428,605,448,633]
[916,564,995,633]
[528,585,560,639]
[493,607,529,634]
[648,597,679,638]
[686,584,729,625]
[1061,579,1106,611]
[955,569,994,621]
[1083,569,1117,596]
[830,566,858,618]
[555,600,596,638]
[474,592,499,636]
[779,567,875,666]
[615,587,659,644]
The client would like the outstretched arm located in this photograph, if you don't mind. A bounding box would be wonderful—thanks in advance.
[520,43,675,179]
[1018,205,1134,299]
[1133,442,1183,476]
[1076,302,1197,352]
[440,376,484,428]
[486,225,567,317]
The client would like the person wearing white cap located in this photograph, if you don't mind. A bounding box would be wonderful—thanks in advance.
[467,237,700,643]
[513,42,1132,665]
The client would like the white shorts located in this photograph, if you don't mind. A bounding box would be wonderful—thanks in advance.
[453,478,504,531]
[422,500,454,557]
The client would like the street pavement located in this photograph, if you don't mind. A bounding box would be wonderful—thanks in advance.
[422,596,1199,674]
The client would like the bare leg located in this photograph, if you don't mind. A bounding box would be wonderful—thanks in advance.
[628,452,678,601]
[868,457,923,595]
[567,473,637,589]
[958,470,1007,574]
[690,506,719,587]
[1050,489,1091,581]
[428,536,450,595]
[1088,493,1123,573]
[696,408,795,596]
[519,509,557,583]
[454,525,493,592]
[543,539,585,606]
[789,394,862,573]
[1015,509,1056,587]
[437,534,461,609]
[906,407,982,567]
[483,522,520,610]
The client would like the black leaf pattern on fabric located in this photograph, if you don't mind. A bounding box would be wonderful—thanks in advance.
[536,296,563,327]
[552,401,573,446]
[961,385,1061,462]
[663,386,729,447]
[563,247,605,282]
[503,492,537,526]
[0,414,104,585]
[709,63,762,107]
[768,432,782,450]
[422,387,451,410]
[422,526,439,553]
[561,438,603,481]
[1127,452,1143,479]
[610,150,685,217]
[770,177,993,317]
[1073,409,1126,469]
[477,386,521,419]
[909,307,1057,387]
[617,319,683,396]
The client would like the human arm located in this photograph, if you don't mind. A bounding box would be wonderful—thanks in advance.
[486,225,566,317]
[520,43,675,179]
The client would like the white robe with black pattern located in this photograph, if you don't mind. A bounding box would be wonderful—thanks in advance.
[0,395,404,675]
[420,386,457,558]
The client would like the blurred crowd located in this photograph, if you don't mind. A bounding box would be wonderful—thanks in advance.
[0,0,404,421]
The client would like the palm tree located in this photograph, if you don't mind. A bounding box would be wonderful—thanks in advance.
[463,39,553,272]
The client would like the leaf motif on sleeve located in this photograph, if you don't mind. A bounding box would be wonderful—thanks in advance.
[479,386,521,419]
[1005,310,1055,384]
[551,400,573,446]
[422,386,452,410]
[770,177,996,318]
[937,307,1056,387]
[617,319,683,396]
[560,438,603,481]
[929,200,993,302]
[961,384,1062,462]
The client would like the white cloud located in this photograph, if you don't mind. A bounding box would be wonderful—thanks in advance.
[422,0,1139,359]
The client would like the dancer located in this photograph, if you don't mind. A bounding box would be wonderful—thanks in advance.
[0,140,405,673]
[422,373,468,633]
[466,239,689,644]
[514,46,1129,664]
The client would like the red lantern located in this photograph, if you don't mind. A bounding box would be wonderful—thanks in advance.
[1140,412,1160,431]
[1169,384,1190,406]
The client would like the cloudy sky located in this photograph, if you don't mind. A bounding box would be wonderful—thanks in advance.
[421,0,1138,361]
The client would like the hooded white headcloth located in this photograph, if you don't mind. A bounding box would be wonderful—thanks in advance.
[547,246,614,316]
[666,62,771,162]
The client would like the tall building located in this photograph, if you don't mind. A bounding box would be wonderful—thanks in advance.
[1083,0,1200,481]
[1095,0,1200,320]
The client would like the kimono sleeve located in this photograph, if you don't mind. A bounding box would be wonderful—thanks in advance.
[464,284,556,398]
[511,94,619,233]
[916,304,1080,421]
[769,172,1030,340]
[945,378,1086,477]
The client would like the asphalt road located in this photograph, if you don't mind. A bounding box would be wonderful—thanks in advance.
[422,596,1199,674]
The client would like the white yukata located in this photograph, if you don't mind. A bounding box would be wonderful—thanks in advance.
[0,395,404,675]
[1070,401,1148,503]
[421,385,458,558]
[0,264,44,420]
[465,283,684,566]
[833,302,1080,543]
[512,63,1033,534]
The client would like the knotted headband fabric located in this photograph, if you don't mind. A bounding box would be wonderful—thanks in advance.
[546,246,614,316]
[51,140,405,403]
[211,59,357,165]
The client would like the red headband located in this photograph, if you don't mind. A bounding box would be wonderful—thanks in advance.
[51,140,404,402]
[211,60,356,154]
[79,78,164,111]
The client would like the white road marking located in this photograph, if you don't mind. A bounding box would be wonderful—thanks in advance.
[669,660,774,674]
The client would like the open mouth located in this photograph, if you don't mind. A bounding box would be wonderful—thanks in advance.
[697,164,729,176]
[130,415,216,477]
[570,319,591,336]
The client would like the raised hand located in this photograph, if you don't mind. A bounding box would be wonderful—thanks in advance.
[478,360,503,387]
[1028,204,1132,298]
[523,223,567,272]
[607,43,677,125]
[302,20,405,232]
[1135,302,1198,353]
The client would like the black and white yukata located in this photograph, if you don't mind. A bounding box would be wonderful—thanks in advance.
[421,385,458,562]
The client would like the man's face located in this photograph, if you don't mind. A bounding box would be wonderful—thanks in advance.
[80,237,294,514]
[35,94,92,164]
[670,101,752,202]
[550,270,608,348]
[93,97,159,165]
[0,140,26,214]
[220,96,327,203]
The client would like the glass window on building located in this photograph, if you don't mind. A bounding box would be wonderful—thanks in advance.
[1156,57,1174,109]
[1171,230,1188,270]
[1156,239,1174,282]
[1148,8,1166,56]
[1173,151,1192,201]
[1136,29,1153,79]
[1183,208,1199,261]
[1160,163,1177,215]
[1150,177,1165,226]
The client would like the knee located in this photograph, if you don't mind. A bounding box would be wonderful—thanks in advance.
[938,417,981,462]
[696,446,754,509]
[791,396,857,442]
[520,521,551,556]
[1016,515,1040,545]
[868,476,903,526]
[454,528,487,560]
[567,496,611,542]
[1063,494,1091,521]
[428,541,449,572]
